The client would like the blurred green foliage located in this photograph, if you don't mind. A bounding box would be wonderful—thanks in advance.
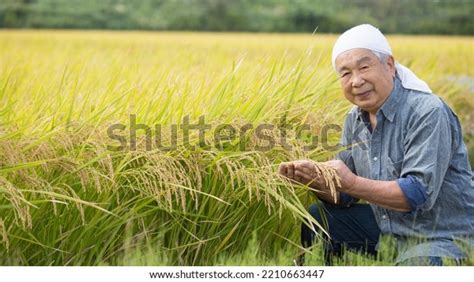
[0,0,472,34]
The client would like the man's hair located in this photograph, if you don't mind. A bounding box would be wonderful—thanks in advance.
[371,50,390,64]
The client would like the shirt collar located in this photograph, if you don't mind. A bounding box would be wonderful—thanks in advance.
[356,76,403,123]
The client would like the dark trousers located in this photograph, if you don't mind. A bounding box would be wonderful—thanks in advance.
[301,203,380,265]
[301,202,446,266]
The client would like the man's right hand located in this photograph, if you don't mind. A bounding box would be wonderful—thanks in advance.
[278,160,340,204]
[278,160,321,188]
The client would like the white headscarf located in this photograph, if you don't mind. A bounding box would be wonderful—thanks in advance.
[331,24,432,93]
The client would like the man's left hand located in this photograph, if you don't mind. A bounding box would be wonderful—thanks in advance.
[325,160,357,192]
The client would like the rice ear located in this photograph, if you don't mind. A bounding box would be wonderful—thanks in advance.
[312,162,341,203]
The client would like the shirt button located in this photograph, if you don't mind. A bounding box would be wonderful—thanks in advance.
[373,157,378,161]
[381,215,387,220]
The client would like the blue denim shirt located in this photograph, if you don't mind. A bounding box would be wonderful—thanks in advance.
[337,76,474,262]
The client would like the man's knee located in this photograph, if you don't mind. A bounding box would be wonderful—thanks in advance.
[397,256,443,266]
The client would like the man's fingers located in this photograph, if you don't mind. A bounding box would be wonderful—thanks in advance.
[278,163,288,176]
[295,170,312,185]
[287,163,295,180]
[280,161,327,187]
[295,165,316,179]
[297,161,315,170]
[294,170,305,183]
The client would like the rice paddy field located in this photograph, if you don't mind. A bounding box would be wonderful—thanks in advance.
[0,30,473,266]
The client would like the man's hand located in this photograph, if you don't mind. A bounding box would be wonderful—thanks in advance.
[278,160,339,204]
[324,160,357,192]
[278,161,296,183]
[278,160,319,187]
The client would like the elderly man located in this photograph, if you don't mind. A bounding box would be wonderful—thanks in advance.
[279,24,474,266]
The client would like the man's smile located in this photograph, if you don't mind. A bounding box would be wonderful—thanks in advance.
[354,90,372,99]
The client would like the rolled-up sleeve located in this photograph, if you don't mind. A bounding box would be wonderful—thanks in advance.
[396,175,428,211]
[399,106,452,211]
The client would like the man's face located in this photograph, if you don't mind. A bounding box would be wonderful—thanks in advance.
[335,48,396,114]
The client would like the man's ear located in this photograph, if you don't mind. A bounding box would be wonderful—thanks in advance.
[387,55,396,77]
